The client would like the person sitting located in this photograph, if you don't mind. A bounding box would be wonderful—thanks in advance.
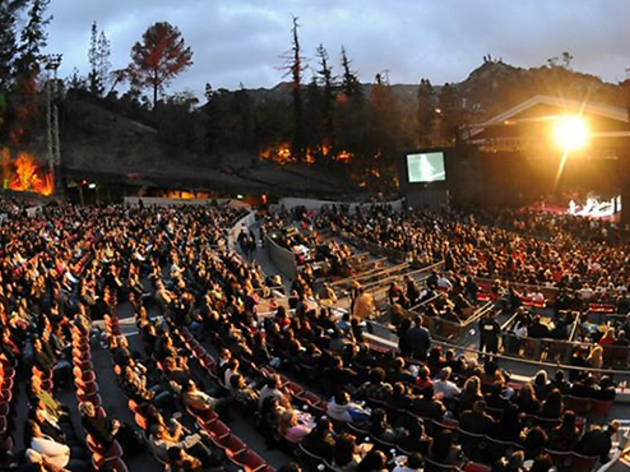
[230,374,260,411]
[414,365,433,396]
[540,388,564,419]
[458,376,483,414]
[570,374,598,398]
[485,384,511,411]
[392,452,424,472]
[150,422,219,468]
[301,417,336,461]
[327,390,371,424]
[357,367,393,403]
[514,384,541,415]
[368,409,397,443]
[181,379,226,414]
[167,446,203,472]
[529,452,553,472]
[576,420,620,463]
[550,370,571,395]
[531,370,551,400]
[410,389,446,421]
[26,420,90,472]
[428,428,461,465]
[258,375,288,411]
[519,425,548,460]
[432,366,461,399]
[79,401,141,455]
[491,403,524,443]
[548,411,580,451]
[459,400,495,435]
[332,433,363,471]
[492,450,525,472]
[396,417,431,455]
[596,376,617,401]
[357,449,388,472]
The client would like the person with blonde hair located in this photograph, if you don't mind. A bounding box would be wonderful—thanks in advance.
[587,345,604,371]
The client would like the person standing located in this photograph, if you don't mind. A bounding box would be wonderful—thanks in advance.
[479,311,500,356]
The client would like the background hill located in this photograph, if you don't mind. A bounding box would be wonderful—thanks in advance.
[55,60,628,194]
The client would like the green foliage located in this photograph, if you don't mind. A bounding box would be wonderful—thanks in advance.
[0,0,27,91]
[15,0,51,77]
[88,21,111,97]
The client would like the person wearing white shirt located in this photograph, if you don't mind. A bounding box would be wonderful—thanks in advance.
[28,420,91,471]
[432,367,461,399]
[437,274,453,291]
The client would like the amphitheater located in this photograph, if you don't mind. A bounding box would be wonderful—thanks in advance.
[1,193,629,472]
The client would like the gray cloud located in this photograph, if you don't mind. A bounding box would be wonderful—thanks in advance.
[43,0,630,98]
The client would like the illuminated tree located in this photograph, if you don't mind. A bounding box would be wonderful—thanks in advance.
[129,21,193,109]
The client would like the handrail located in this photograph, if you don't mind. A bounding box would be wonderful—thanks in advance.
[500,310,520,331]
[331,257,390,287]
[568,311,582,342]
[364,328,630,376]
[362,260,444,294]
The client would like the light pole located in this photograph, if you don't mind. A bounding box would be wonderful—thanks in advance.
[43,54,62,197]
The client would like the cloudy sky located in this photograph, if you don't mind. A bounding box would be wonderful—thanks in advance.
[43,0,630,98]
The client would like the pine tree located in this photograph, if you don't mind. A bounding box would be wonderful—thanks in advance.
[340,46,362,99]
[88,22,112,97]
[88,21,101,95]
[15,0,52,77]
[0,0,27,91]
[315,43,335,150]
[97,30,111,91]
[279,17,307,159]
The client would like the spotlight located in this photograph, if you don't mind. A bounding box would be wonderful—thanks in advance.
[553,116,588,151]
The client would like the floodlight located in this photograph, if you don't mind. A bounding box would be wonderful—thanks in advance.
[553,116,588,151]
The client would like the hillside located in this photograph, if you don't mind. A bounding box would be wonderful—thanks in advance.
[53,59,626,195]
[242,61,626,121]
[59,99,355,197]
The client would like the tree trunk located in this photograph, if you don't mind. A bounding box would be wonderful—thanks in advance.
[153,83,158,110]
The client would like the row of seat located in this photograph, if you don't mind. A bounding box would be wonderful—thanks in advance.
[184,309,607,472]
[0,355,16,455]
[170,325,276,472]
[71,321,128,472]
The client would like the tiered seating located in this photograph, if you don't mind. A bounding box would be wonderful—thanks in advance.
[166,324,276,472]
[71,319,127,471]
[0,355,16,456]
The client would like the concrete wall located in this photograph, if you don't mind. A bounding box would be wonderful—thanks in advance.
[273,197,404,214]
[265,234,298,280]
[123,196,250,209]
[405,188,449,212]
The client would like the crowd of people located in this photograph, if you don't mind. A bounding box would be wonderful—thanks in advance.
[315,204,629,302]
[0,195,624,472]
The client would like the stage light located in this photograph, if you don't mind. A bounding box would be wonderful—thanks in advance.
[88,183,96,189]
[553,116,588,151]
